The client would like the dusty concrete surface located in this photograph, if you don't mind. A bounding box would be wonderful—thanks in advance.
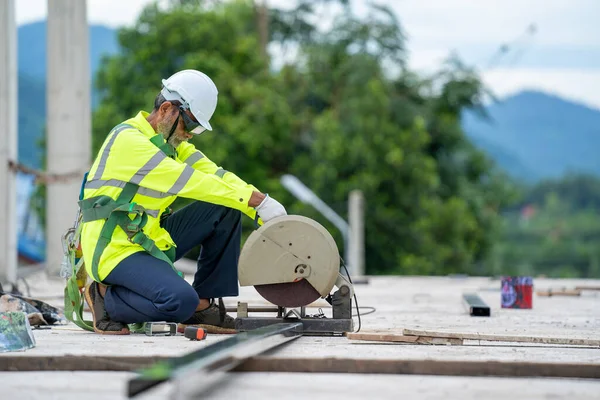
[1,262,599,399]
[3,372,600,400]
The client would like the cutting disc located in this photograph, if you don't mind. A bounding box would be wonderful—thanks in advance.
[238,215,340,307]
[254,279,321,308]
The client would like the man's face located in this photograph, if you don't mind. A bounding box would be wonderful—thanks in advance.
[156,102,196,148]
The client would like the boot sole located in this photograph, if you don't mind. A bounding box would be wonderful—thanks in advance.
[177,323,237,335]
[84,284,130,335]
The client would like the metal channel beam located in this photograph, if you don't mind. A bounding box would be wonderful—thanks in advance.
[127,322,302,398]
[462,293,491,317]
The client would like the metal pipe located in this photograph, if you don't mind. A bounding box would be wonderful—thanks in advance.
[127,322,303,398]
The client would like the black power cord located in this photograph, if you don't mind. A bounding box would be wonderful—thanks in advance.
[354,306,376,317]
[340,257,365,333]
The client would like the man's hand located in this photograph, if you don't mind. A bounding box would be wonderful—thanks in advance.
[255,194,287,223]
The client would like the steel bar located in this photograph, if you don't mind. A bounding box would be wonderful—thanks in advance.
[462,293,490,317]
[226,306,280,313]
[127,322,302,398]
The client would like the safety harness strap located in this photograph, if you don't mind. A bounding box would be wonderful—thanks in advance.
[64,206,94,331]
[64,124,182,332]
[150,134,177,158]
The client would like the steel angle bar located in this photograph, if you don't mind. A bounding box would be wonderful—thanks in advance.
[127,322,303,399]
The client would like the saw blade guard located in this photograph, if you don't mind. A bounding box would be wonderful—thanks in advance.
[238,215,340,298]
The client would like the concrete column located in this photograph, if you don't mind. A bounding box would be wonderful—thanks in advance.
[0,0,18,286]
[348,190,365,277]
[46,0,91,276]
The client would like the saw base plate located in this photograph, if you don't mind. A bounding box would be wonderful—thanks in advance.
[235,317,353,335]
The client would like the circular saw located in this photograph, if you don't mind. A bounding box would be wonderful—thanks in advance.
[238,215,345,308]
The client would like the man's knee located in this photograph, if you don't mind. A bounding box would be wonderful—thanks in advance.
[155,285,198,322]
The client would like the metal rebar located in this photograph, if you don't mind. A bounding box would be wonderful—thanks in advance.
[127,322,303,398]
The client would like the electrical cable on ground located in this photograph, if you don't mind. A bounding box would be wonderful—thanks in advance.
[340,256,362,333]
[355,306,376,317]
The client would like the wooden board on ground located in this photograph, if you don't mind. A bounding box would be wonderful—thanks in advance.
[235,357,600,379]
[574,285,600,291]
[3,354,599,379]
[346,332,462,345]
[402,328,600,347]
[536,289,581,296]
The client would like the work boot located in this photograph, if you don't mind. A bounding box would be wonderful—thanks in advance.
[84,281,130,335]
[178,298,237,334]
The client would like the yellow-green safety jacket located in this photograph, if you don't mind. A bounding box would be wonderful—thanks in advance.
[80,110,259,282]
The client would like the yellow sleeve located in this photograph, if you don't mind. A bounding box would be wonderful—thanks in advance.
[109,130,256,217]
[177,141,260,195]
[177,141,261,223]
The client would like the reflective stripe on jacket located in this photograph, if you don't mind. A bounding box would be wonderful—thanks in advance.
[81,110,259,281]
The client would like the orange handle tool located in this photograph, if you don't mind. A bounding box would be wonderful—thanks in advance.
[184,326,207,341]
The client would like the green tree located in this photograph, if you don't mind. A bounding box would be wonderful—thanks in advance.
[269,2,515,274]
[93,0,515,275]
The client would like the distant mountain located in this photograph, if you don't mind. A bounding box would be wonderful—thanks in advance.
[468,134,540,182]
[462,91,600,182]
[18,21,119,81]
[17,21,119,168]
[17,21,600,185]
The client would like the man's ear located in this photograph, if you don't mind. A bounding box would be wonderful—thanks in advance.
[159,101,174,116]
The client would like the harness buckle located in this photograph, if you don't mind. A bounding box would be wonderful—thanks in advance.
[126,223,140,233]
[128,202,138,214]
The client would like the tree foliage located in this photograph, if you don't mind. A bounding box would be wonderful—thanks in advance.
[92,0,516,275]
[495,173,600,278]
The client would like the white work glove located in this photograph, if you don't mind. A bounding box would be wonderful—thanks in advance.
[255,194,287,223]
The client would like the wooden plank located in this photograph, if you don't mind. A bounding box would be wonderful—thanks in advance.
[346,332,462,345]
[574,286,600,291]
[403,328,600,347]
[346,333,419,343]
[2,354,599,380]
[0,355,166,371]
[536,289,581,297]
[234,357,600,379]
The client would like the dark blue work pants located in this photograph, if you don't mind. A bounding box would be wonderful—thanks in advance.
[102,201,242,324]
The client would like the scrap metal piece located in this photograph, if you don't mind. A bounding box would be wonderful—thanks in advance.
[462,293,491,317]
[238,215,340,305]
[144,322,177,336]
[127,322,303,398]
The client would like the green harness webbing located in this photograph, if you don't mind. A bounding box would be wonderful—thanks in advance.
[64,208,94,331]
[64,124,181,331]
[78,180,179,282]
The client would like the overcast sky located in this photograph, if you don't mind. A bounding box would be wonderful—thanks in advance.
[15,0,600,110]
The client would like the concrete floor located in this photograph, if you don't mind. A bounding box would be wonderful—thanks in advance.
[4,372,600,400]
[1,263,599,399]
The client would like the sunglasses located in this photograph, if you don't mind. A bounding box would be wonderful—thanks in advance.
[178,106,206,135]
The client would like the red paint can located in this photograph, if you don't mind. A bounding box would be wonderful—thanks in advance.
[501,276,533,309]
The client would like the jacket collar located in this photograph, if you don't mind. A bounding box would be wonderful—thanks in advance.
[125,111,156,138]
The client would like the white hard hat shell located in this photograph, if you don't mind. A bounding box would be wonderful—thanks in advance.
[161,69,218,132]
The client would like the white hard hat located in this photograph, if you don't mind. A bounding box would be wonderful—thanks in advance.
[160,69,218,133]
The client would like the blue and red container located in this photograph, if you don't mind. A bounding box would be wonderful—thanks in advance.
[501,276,533,309]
